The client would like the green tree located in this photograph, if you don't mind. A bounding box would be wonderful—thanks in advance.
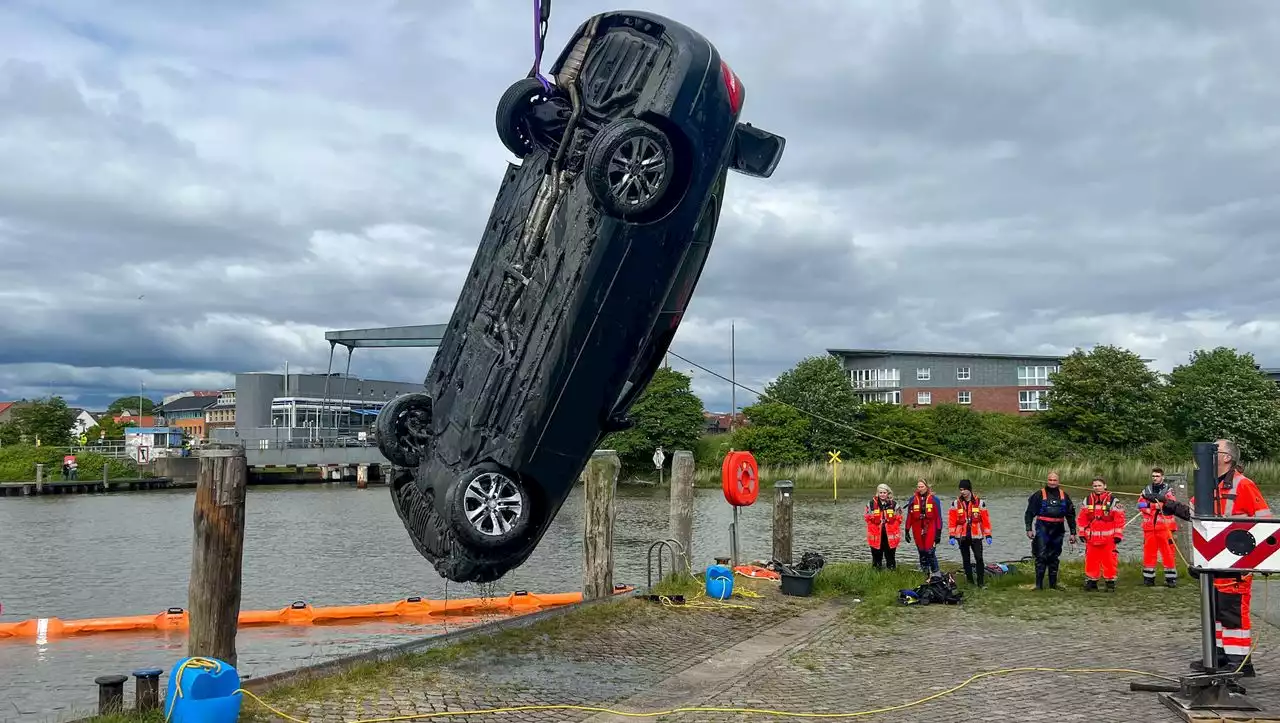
[849,402,938,463]
[12,396,78,447]
[730,402,811,466]
[105,395,156,416]
[925,403,993,463]
[0,422,20,446]
[94,415,135,441]
[1164,347,1280,461]
[1039,344,1165,449]
[753,355,859,458]
[602,367,706,472]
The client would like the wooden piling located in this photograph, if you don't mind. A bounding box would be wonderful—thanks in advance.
[773,480,794,565]
[188,446,248,666]
[35,463,44,493]
[356,464,369,489]
[669,450,695,575]
[583,449,620,600]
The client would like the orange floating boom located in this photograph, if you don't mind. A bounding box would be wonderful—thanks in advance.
[0,585,634,641]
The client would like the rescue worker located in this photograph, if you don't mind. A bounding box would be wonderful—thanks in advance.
[1161,439,1271,677]
[1024,471,1077,590]
[1077,476,1125,592]
[904,478,943,574]
[948,479,992,586]
[864,483,901,570]
[1137,466,1178,587]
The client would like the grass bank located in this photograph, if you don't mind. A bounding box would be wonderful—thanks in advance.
[692,458,1280,492]
[811,558,1200,627]
[0,445,143,482]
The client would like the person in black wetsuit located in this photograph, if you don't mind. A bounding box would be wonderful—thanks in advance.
[1024,471,1077,590]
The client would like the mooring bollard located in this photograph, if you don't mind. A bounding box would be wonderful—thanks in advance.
[94,674,128,714]
[132,667,163,711]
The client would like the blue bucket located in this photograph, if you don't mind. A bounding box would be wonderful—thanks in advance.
[164,656,242,723]
[705,564,734,600]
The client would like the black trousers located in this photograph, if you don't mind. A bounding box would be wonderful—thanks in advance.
[959,537,985,584]
[871,528,896,570]
[1033,521,1066,588]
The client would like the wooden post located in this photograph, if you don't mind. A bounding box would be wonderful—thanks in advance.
[669,450,695,575]
[188,446,248,666]
[102,461,110,491]
[773,479,794,565]
[583,449,619,600]
[356,464,369,489]
[35,463,44,493]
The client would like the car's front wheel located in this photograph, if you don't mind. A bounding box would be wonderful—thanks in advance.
[447,463,532,549]
[585,118,675,220]
[374,393,433,468]
[495,77,558,158]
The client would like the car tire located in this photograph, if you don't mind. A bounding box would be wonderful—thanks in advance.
[374,392,433,468]
[585,118,675,220]
[446,463,532,550]
[496,77,556,158]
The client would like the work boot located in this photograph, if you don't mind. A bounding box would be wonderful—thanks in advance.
[1083,579,1098,592]
[1143,577,1155,587]
[1105,580,1116,593]
[1166,578,1177,588]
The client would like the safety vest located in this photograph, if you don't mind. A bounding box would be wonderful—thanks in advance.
[1036,487,1071,523]
[864,499,902,549]
[1137,483,1177,533]
[907,493,941,549]
[1077,491,1124,545]
[948,497,991,539]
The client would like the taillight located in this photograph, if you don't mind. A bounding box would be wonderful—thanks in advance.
[720,60,744,115]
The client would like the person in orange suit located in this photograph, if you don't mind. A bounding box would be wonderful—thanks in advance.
[1077,476,1125,592]
[1137,466,1179,587]
[947,479,992,586]
[1161,439,1272,677]
[905,478,943,574]
[864,483,902,570]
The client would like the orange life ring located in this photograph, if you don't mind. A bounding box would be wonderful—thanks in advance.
[721,450,759,507]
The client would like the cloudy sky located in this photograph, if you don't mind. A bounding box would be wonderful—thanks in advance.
[1,0,1278,413]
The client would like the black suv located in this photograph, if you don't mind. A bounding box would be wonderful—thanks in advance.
[376,10,785,583]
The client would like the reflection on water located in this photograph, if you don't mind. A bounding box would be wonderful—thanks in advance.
[0,481,1263,721]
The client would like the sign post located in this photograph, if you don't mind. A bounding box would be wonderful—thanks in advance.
[653,447,666,487]
[828,450,842,501]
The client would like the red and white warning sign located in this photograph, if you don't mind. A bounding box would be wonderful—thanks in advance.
[1191,518,1280,573]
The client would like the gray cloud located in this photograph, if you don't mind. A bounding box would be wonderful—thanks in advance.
[2,0,1280,413]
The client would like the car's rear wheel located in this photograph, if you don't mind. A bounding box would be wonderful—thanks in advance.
[374,393,433,468]
[585,118,675,220]
[496,78,557,158]
[447,463,532,549]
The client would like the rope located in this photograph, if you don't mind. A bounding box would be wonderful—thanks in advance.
[530,0,551,90]
[665,349,1142,498]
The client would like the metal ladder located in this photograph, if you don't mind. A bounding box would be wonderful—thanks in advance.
[646,538,686,590]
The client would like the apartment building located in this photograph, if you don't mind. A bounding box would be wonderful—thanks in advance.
[827,348,1066,414]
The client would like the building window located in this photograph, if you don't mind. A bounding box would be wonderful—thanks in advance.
[857,390,901,405]
[958,391,971,404]
[851,368,901,389]
[916,367,931,381]
[957,366,971,381]
[917,391,932,405]
[1019,390,1050,411]
[1017,365,1058,386]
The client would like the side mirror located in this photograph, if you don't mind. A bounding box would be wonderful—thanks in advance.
[728,123,786,179]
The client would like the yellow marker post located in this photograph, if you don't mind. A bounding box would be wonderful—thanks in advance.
[828,450,842,501]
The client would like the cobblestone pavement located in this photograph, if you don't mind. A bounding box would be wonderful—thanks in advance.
[257,583,1280,723]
